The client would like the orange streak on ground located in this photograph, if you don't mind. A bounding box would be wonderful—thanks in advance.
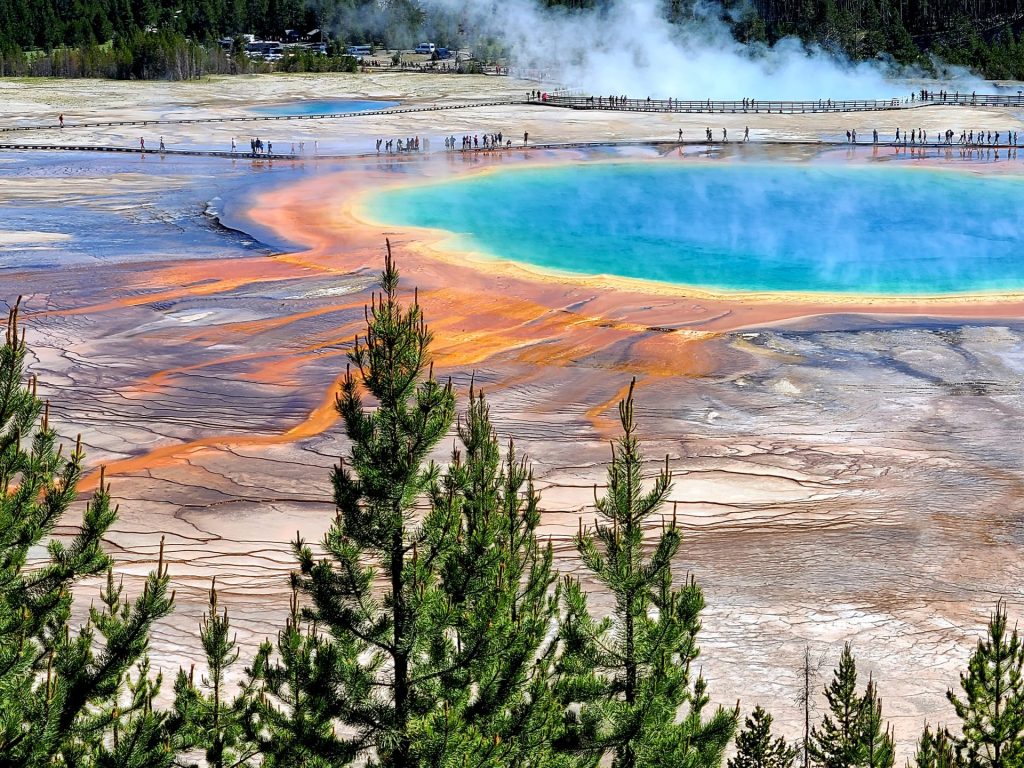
[176,301,367,345]
[33,259,310,319]
[80,369,348,493]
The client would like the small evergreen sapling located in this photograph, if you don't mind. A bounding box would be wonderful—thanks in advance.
[858,678,894,768]
[557,379,737,768]
[808,644,894,768]
[728,706,798,768]
[913,725,957,768]
[172,579,256,767]
[947,601,1024,768]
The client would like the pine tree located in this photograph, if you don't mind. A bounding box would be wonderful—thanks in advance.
[947,602,1024,768]
[248,244,565,767]
[415,386,566,767]
[171,578,256,767]
[913,725,957,768]
[857,678,894,768]
[285,241,456,767]
[808,644,891,768]
[556,379,737,768]
[0,300,175,767]
[242,586,343,767]
[728,706,798,768]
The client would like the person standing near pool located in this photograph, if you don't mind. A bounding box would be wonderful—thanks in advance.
[231,137,236,153]
[140,137,145,151]
[523,131,529,145]
[58,114,63,128]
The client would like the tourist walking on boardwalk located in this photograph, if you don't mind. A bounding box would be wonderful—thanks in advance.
[852,129,857,142]
[58,114,63,128]
[722,127,727,141]
[523,131,529,145]
[159,137,165,151]
[846,130,851,143]
[873,129,878,143]
[139,137,145,151]
[743,126,749,142]
[678,128,683,142]
[231,137,236,153]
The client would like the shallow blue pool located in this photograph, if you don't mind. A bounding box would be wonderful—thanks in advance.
[252,99,398,115]
[366,162,1024,295]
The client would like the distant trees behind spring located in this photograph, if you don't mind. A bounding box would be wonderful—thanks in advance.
[4,0,1024,79]
[0,30,358,79]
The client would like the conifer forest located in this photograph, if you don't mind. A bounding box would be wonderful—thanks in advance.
[5,0,1024,79]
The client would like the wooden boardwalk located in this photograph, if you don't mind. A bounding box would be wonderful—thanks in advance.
[2,92,1022,136]
[0,137,1018,160]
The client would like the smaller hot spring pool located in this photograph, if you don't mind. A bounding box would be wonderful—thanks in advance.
[251,99,398,116]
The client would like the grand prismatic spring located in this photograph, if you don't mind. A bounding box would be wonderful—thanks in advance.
[3,72,1024,758]
[367,162,1024,294]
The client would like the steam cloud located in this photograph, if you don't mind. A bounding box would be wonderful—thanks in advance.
[419,0,985,100]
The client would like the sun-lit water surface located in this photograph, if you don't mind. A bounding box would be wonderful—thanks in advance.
[252,99,398,115]
[367,162,1024,294]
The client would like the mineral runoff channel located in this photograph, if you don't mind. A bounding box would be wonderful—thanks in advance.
[4,73,1024,756]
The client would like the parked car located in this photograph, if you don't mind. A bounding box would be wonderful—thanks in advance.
[414,42,436,54]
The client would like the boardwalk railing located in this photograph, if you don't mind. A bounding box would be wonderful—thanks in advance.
[532,93,1024,114]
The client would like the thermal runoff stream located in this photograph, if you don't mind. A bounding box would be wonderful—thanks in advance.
[367,162,1024,295]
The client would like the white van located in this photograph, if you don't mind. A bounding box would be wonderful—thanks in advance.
[414,42,436,54]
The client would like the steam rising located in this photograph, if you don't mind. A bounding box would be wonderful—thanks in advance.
[420,0,984,100]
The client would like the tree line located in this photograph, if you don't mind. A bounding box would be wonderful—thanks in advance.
[2,244,1022,767]
[0,31,358,79]
[5,0,1024,79]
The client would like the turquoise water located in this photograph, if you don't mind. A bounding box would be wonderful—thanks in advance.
[367,163,1024,295]
[253,99,398,115]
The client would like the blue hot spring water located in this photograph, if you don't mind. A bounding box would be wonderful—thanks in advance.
[366,163,1024,295]
[252,99,398,116]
